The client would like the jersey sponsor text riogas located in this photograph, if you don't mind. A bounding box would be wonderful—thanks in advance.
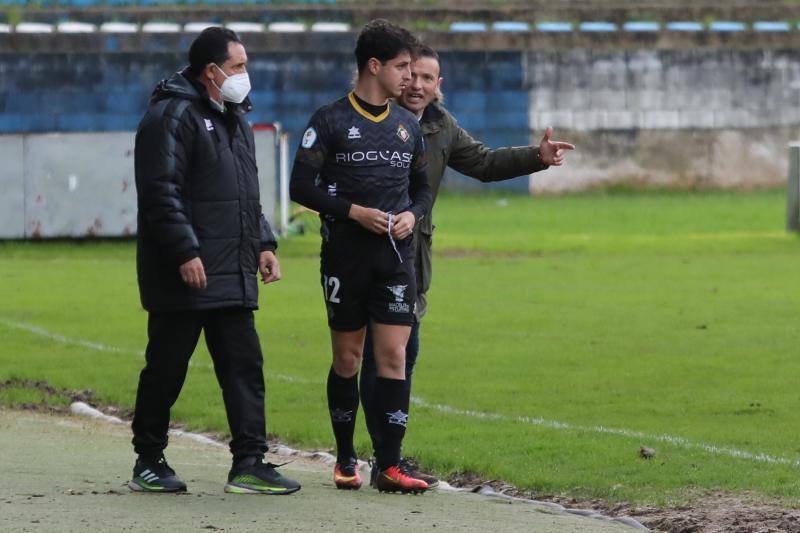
[290,92,430,224]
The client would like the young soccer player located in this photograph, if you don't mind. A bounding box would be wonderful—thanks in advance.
[360,43,576,488]
[289,20,433,493]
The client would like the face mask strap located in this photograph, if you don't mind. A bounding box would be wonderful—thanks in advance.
[209,64,227,94]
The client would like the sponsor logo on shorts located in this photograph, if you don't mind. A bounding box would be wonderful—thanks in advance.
[387,284,410,313]
[387,285,407,303]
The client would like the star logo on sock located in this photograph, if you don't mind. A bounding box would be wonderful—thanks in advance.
[386,410,408,427]
[330,408,353,422]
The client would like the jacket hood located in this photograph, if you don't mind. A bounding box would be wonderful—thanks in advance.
[150,68,202,103]
[150,67,253,112]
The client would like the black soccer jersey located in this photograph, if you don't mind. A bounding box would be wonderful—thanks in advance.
[290,92,431,223]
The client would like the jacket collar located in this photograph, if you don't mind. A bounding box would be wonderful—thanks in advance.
[420,101,446,135]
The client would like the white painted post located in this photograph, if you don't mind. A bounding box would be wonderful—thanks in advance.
[279,131,290,237]
[787,142,800,232]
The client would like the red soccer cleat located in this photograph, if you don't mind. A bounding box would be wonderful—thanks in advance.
[334,459,362,490]
[375,464,428,494]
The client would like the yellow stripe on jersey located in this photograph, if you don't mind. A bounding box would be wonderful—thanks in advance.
[347,91,391,123]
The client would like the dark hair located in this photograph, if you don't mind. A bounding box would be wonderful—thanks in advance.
[354,19,417,74]
[415,43,440,64]
[188,27,242,76]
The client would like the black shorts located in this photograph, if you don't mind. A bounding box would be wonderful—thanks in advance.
[320,221,416,331]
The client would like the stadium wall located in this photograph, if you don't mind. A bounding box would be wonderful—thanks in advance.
[2,32,799,193]
[0,129,278,239]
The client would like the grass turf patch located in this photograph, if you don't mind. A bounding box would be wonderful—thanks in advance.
[2,189,800,504]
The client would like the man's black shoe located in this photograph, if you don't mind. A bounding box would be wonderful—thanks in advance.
[128,454,187,492]
[225,456,301,495]
[399,457,439,489]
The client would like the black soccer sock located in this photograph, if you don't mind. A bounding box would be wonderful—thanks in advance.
[327,367,359,463]
[375,377,410,471]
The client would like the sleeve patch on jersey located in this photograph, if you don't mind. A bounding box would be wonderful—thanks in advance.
[301,127,318,148]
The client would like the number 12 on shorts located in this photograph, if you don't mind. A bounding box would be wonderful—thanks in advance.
[324,275,341,303]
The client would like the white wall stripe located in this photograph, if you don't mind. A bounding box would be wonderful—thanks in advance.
[4,318,797,469]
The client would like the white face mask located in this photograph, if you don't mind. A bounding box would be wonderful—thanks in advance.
[212,64,251,104]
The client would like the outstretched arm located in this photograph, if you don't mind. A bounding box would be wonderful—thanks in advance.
[447,119,574,182]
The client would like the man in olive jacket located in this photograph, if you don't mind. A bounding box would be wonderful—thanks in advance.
[131,27,299,496]
[360,44,575,487]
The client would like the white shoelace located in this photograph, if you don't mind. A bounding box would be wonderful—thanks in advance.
[387,213,403,263]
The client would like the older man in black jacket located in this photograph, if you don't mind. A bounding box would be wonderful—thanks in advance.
[130,27,299,496]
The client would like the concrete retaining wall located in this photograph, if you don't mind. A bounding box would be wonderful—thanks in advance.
[0,129,278,239]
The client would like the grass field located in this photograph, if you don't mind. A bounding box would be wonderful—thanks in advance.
[2,189,800,506]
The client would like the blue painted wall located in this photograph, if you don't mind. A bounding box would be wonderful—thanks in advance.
[0,51,530,190]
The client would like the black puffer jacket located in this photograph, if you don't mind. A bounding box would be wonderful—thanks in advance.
[135,68,276,312]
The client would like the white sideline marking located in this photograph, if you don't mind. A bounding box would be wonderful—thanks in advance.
[410,397,800,468]
[0,319,319,385]
[4,318,798,468]
[71,401,225,447]
[1,319,140,355]
[71,401,125,424]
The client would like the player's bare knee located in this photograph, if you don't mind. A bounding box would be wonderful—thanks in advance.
[376,346,406,375]
[332,350,362,377]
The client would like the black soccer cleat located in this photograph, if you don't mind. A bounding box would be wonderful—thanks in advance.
[225,456,301,495]
[399,457,439,489]
[128,454,187,493]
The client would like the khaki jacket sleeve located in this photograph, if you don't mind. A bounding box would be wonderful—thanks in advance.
[446,116,548,182]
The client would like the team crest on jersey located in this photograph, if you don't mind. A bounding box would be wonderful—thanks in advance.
[301,127,317,148]
[396,124,409,143]
[348,126,361,139]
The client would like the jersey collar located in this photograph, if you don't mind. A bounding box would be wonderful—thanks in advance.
[348,91,391,123]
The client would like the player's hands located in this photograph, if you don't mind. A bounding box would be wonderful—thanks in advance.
[349,204,389,235]
[179,257,207,289]
[259,250,282,284]
[539,126,575,166]
[390,211,416,240]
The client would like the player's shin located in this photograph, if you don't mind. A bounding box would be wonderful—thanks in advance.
[374,376,409,470]
[327,366,359,462]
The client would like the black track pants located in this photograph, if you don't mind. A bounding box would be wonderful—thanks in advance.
[131,307,268,460]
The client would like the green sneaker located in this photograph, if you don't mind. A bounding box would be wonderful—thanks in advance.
[128,454,187,493]
[224,456,301,495]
